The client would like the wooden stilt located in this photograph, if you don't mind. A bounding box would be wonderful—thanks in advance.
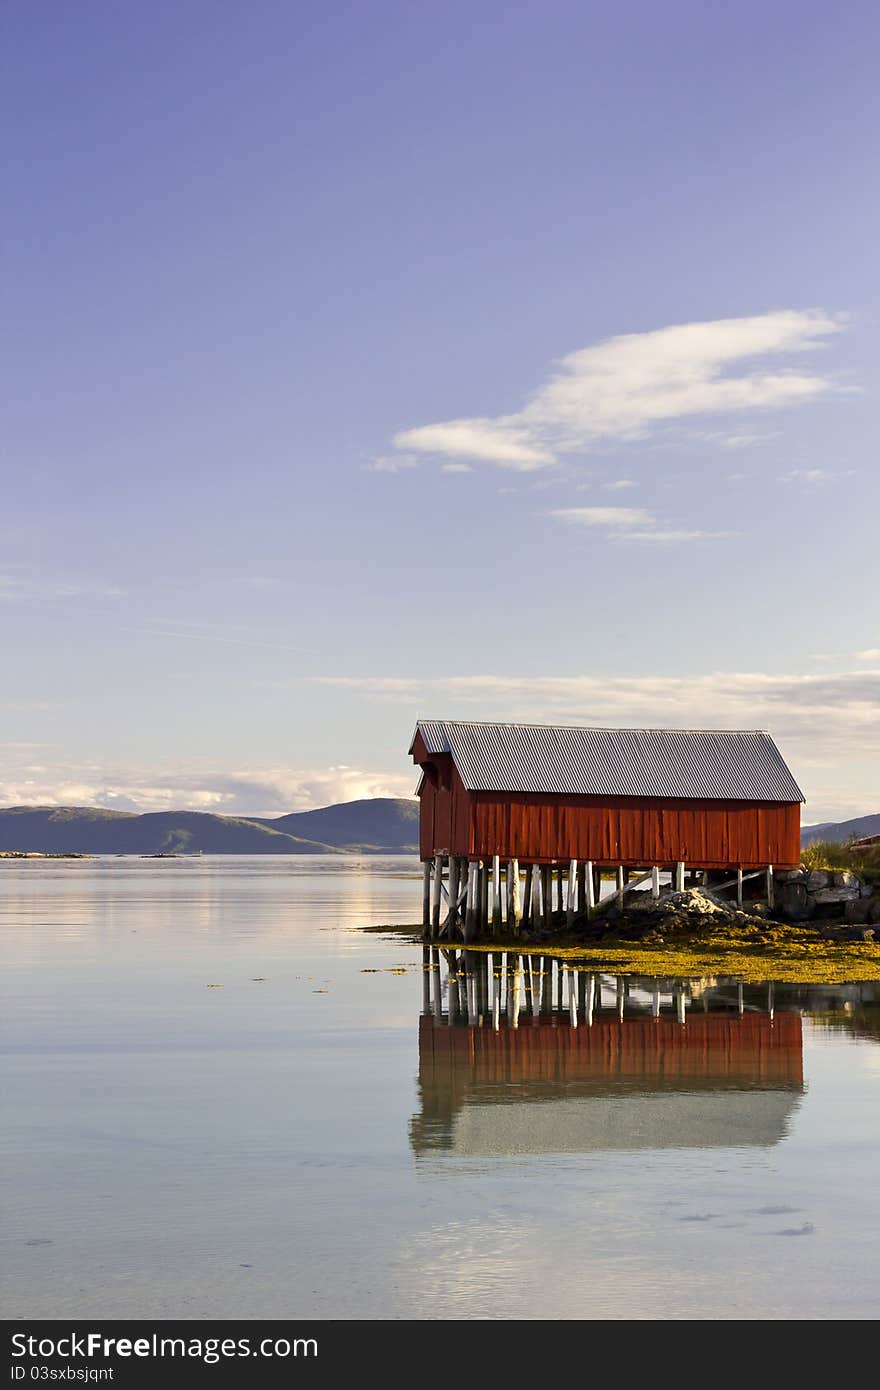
[617,976,625,1020]
[531,865,543,929]
[736,867,744,908]
[430,854,443,936]
[492,855,502,935]
[737,982,744,1015]
[480,861,489,936]
[566,858,577,926]
[522,863,533,930]
[585,860,595,917]
[651,865,660,900]
[556,867,564,915]
[585,973,595,1026]
[652,983,660,1017]
[464,862,478,941]
[616,865,625,908]
[766,864,774,912]
[577,862,586,918]
[540,865,552,928]
[422,860,432,932]
[675,860,685,893]
[446,856,460,933]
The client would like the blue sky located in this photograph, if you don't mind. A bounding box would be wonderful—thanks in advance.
[1,0,877,821]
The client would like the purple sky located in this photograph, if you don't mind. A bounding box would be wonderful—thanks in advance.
[1,1,878,821]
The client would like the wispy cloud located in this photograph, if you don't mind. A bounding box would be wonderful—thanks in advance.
[440,462,473,474]
[549,506,652,528]
[0,570,126,603]
[386,310,846,472]
[779,467,856,485]
[856,648,880,661]
[548,506,737,543]
[602,478,637,491]
[364,453,418,474]
[314,668,880,819]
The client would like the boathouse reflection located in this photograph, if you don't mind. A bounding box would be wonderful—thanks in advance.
[412,949,804,1157]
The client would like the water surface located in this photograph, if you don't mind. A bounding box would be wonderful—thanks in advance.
[2,856,879,1320]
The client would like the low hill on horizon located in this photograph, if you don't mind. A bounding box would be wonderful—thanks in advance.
[0,798,420,855]
[801,812,880,845]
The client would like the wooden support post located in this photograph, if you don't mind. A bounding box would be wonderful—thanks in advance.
[766,864,774,912]
[492,855,502,935]
[593,863,602,907]
[446,856,460,933]
[556,867,565,915]
[585,860,595,917]
[675,861,685,893]
[585,973,595,1026]
[676,989,686,1025]
[569,968,578,1028]
[480,861,490,935]
[617,976,625,1021]
[540,865,552,928]
[464,862,478,941]
[617,865,625,908]
[522,864,533,930]
[577,862,586,918]
[566,859,577,926]
[736,867,744,908]
[737,982,744,1015]
[422,860,431,932]
[652,983,660,1018]
[651,865,660,900]
[431,854,443,936]
[507,859,520,934]
[531,865,543,929]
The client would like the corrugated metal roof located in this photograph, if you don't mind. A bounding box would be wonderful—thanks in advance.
[411,720,804,802]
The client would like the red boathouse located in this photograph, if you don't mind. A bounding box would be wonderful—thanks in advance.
[409,720,804,938]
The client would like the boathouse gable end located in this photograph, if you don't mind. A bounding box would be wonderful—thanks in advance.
[410,720,803,871]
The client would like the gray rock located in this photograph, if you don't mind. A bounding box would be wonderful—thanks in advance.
[834,870,860,888]
[813,886,861,904]
[806,870,830,890]
[779,881,813,921]
[845,898,873,924]
[776,868,806,883]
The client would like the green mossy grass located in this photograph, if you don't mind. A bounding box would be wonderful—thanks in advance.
[363,922,880,984]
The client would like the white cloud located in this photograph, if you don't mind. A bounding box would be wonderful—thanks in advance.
[315,668,880,821]
[779,467,856,484]
[387,310,845,471]
[612,528,739,543]
[548,506,737,543]
[549,506,652,528]
[856,648,880,661]
[440,462,474,474]
[602,478,637,491]
[0,761,415,817]
[364,453,418,474]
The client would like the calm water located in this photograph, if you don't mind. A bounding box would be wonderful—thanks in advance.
[2,856,879,1321]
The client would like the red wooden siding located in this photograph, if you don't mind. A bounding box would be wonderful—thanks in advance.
[417,755,472,859]
[468,792,801,869]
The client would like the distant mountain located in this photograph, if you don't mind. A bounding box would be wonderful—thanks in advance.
[0,798,420,855]
[262,797,420,852]
[801,813,880,845]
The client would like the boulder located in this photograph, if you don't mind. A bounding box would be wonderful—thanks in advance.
[845,898,874,924]
[776,867,806,883]
[813,886,861,905]
[806,870,830,890]
[834,870,860,889]
[778,881,813,921]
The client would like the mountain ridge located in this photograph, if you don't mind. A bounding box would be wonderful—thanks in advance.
[0,798,420,855]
